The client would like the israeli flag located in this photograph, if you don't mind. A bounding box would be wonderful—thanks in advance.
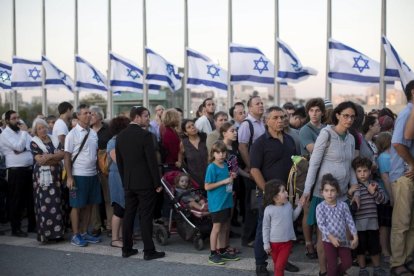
[75,55,107,93]
[382,36,414,88]
[146,48,183,92]
[230,43,275,86]
[277,39,317,83]
[42,56,74,92]
[109,52,160,94]
[11,57,42,89]
[187,48,227,93]
[0,61,12,91]
[328,39,391,86]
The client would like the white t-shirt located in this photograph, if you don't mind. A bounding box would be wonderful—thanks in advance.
[64,124,98,176]
[195,115,213,134]
[52,118,69,138]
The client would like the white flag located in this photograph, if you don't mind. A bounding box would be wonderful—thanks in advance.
[382,36,414,88]
[187,48,227,93]
[146,48,182,92]
[328,39,392,86]
[0,61,12,91]
[75,55,107,93]
[230,43,274,87]
[110,52,160,94]
[277,39,317,83]
[11,57,42,90]
[42,56,73,92]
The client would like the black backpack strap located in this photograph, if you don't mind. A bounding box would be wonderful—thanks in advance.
[242,119,254,151]
[72,128,90,165]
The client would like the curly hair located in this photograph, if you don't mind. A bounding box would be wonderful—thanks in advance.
[109,116,130,137]
[162,108,180,128]
[263,179,286,208]
[352,156,373,171]
[320,173,340,193]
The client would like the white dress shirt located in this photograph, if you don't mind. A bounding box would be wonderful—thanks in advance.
[0,126,33,168]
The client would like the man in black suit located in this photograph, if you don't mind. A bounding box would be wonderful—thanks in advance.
[115,106,165,260]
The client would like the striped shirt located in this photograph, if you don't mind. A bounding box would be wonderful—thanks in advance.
[354,181,386,231]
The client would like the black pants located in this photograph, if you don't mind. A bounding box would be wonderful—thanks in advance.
[241,177,258,244]
[7,167,35,232]
[123,189,157,253]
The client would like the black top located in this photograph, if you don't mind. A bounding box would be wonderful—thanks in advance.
[250,131,296,183]
[96,123,112,150]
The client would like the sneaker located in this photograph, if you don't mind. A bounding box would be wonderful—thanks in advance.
[81,233,102,243]
[71,234,87,247]
[208,254,225,265]
[219,252,240,261]
[358,268,369,276]
[373,267,387,276]
[285,262,299,272]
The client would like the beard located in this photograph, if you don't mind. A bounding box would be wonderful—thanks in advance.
[9,123,20,132]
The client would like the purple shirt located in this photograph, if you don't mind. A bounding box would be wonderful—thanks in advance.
[316,201,357,246]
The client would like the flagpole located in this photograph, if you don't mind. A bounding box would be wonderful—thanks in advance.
[41,0,47,116]
[379,0,386,108]
[12,0,17,111]
[325,0,332,100]
[183,0,189,118]
[107,0,113,119]
[274,0,280,106]
[227,0,233,108]
[74,0,79,108]
[142,0,149,108]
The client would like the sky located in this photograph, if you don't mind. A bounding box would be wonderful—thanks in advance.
[0,0,413,104]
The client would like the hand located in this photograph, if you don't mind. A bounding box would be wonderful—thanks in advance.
[367,182,378,194]
[350,236,359,249]
[175,161,181,168]
[66,177,75,190]
[300,193,310,206]
[351,195,360,209]
[19,123,28,131]
[265,248,271,255]
[230,172,237,179]
[225,177,233,185]
[404,166,414,180]
[156,186,163,193]
[328,235,340,247]
[348,185,358,195]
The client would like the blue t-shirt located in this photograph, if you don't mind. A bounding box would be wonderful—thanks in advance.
[377,151,391,200]
[205,162,233,213]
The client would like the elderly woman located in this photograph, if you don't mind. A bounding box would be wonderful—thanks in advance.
[300,101,359,276]
[30,118,65,243]
[106,116,130,248]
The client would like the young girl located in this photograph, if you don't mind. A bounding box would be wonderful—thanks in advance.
[174,173,208,213]
[316,174,359,276]
[205,141,239,265]
[262,180,303,276]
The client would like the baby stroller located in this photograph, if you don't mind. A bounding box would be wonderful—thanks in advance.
[153,170,212,250]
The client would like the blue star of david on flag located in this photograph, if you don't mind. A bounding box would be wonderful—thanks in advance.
[0,70,11,82]
[59,71,67,81]
[93,72,103,84]
[206,64,220,79]
[127,68,140,80]
[28,67,41,80]
[166,64,175,76]
[253,56,269,74]
[291,61,303,72]
[75,55,107,92]
[353,55,370,73]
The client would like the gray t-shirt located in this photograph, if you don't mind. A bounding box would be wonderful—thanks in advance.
[299,122,325,156]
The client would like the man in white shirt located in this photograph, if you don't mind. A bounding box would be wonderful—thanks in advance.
[53,101,73,145]
[195,98,216,134]
[64,104,101,247]
[0,110,34,237]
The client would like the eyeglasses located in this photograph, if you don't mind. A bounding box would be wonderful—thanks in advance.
[340,113,356,120]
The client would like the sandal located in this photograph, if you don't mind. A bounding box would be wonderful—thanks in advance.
[110,240,123,248]
[225,246,241,255]
[391,266,413,276]
[305,244,318,259]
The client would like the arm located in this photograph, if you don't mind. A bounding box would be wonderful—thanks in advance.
[315,204,330,238]
[394,143,414,179]
[343,203,359,248]
[176,141,184,168]
[57,135,66,146]
[115,142,124,183]
[380,172,393,205]
[64,152,74,190]
[204,178,232,191]
[292,203,303,221]
[2,131,28,152]
[109,149,116,164]
[250,168,266,191]
[144,132,162,190]
[238,143,250,170]
[404,107,414,140]
[369,181,386,204]
[262,207,271,252]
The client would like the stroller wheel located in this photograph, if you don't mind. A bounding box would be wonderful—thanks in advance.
[193,237,204,251]
[154,226,168,246]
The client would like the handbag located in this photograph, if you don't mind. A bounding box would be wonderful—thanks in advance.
[62,129,90,182]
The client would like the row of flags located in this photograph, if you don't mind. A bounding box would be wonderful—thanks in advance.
[0,37,412,95]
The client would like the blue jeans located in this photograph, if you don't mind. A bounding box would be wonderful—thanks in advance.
[254,193,268,265]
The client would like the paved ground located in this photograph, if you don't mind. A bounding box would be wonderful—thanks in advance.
[0,221,390,276]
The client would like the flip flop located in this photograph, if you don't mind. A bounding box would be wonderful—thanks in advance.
[390,266,413,276]
[110,240,123,248]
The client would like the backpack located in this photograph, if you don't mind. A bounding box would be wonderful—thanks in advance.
[97,149,111,177]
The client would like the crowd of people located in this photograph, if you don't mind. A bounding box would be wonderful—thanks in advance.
[0,80,414,275]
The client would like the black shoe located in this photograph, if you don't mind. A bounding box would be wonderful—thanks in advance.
[229,231,241,238]
[122,248,138,258]
[231,220,241,227]
[285,261,299,272]
[241,240,254,247]
[256,264,269,276]
[143,250,165,260]
[12,229,28,237]
[27,227,37,233]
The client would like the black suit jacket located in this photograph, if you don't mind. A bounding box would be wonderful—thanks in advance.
[115,124,161,190]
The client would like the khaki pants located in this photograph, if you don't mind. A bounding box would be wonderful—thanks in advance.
[391,176,414,267]
[91,173,113,231]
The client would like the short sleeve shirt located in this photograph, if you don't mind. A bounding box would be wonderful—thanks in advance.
[390,103,414,182]
[299,122,325,156]
[52,118,69,138]
[205,162,233,212]
[237,114,265,145]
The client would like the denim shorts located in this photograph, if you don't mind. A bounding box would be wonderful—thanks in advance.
[69,175,102,208]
